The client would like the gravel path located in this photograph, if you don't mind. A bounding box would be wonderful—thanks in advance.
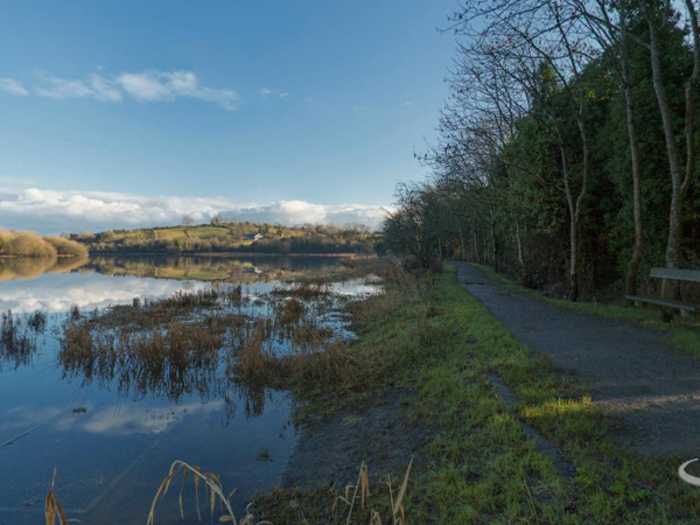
[457,263,700,457]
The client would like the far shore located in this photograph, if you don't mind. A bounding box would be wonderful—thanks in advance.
[0,254,86,259]
[86,251,363,258]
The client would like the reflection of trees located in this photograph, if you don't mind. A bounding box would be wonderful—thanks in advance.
[223,383,270,423]
[86,254,345,285]
[0,255,89,281]
[58,324,271,426]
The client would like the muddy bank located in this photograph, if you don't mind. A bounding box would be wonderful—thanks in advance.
[281,388,430,489]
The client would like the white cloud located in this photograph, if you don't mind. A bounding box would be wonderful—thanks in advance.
[115,70,239,110]
[260,87,290,99]
[35,72,95,99]
[402,101,415,107]
[0,78,28,96]
[23,69,237,109]
[352,105,368,113]
[89,74,123,102]
[0,187,389,234]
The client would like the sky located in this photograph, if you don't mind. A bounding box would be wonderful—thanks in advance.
[0,0,457,233]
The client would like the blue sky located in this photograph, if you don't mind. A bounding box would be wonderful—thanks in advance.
[0,0,456,232]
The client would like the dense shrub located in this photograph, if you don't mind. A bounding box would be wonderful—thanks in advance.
[0,230,88,258]
[8,232,57,257]
[44,236,89,257]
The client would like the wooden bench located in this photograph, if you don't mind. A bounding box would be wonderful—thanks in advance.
[626,268,700,319]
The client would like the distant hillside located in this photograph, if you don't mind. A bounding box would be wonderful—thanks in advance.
[70,221,379,255]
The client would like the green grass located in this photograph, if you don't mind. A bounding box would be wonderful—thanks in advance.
[474,263,700,359]
[254,262,700,524]
[158,226,232,240]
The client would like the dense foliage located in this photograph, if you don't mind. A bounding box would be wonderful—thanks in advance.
[0,230,88,258]
[72,220,378,255]
[384,0,700,300]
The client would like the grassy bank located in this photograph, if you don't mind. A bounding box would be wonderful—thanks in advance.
[475,263,700,359]
[255,263,700,524]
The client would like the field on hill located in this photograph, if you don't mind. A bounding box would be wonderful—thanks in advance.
[157,226,231,240]
[72,222,378,255]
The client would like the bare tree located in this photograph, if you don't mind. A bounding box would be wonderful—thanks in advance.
[637,0,700,297]
[564,0,645,295]
[449,0,601,299]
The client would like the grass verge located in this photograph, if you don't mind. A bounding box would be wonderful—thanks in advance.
[255,262,700,524]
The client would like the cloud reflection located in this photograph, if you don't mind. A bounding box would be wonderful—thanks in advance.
[79,400,226,436]
[0,271,208,312]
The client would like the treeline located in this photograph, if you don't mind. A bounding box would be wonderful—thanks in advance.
[0,230,88,258]
[384,0,700,300]
[73,221,378,255]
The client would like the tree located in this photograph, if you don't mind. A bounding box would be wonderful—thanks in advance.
[637,0,700,299]
[182,214,195,227]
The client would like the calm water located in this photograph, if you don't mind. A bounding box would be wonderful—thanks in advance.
[0,255,378,524]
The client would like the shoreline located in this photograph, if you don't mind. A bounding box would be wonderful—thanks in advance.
[0,254,85,259]
[87,251,362,258]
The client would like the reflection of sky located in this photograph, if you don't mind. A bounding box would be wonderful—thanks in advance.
[0,269,381,313]
[0,338,296,522]
[0,256,380,521]
[0,272,210,312]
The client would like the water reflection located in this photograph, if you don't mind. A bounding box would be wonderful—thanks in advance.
[0,255,88,281]
[86,254,346,283]
[0,254,361,313]
[0,254,377,523]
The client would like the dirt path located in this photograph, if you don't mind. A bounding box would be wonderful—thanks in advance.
[457,263,700,457]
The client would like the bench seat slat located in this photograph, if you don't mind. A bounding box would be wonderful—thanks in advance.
[650,267,700,282]
[625,295,698,312]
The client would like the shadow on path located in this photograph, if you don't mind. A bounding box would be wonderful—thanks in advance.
[457,263,700,457]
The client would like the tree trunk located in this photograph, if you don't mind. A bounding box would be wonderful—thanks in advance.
[515,218,526,277]
[620,21,644,298]
[489,204,500,273]
[643,2,682,277]
[472,219,481,264]
[640,0,700,301]
[555,124,580,301]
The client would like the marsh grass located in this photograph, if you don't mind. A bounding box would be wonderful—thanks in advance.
[44,469,68,525]
[255,261,700,523]
[27,310,47,333]
[0,309,44,369]
[333,459,413,525]
[58,262,379,406]
[148,460,272,525]
[273,282,332,299]
[60,314,233,401]
[45,457,412,525]
[253,458,414,525]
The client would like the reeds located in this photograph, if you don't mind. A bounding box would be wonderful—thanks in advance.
[58,260,390,407]
[330,459,413,525]
[60,315,231,402]
[44,469,68,525]
[1,310,41,369]
[148,460,272,525]
[45,456,412,525]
